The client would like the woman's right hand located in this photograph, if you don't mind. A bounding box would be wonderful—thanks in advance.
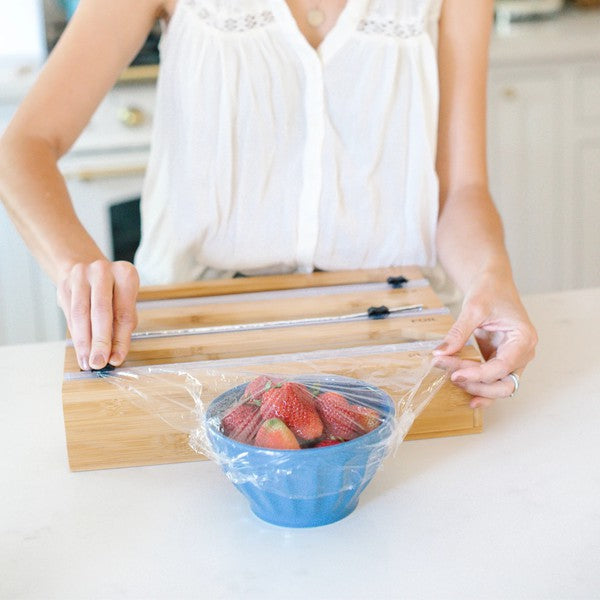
[57,260,139,371]
[0,1,162,371]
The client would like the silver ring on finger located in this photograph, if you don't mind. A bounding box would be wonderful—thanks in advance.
[507,372,520,397]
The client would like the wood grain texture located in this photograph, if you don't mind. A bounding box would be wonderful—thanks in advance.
[135,285,443,332]
[137,267,424,301]
[64,312,455,372]
[62,268,483,471]
[63,345,482,471]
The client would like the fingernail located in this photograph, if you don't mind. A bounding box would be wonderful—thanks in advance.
[453,375,466,383]
[433,342,448,355]
[89,353,105,369]
[108,353,122,367]
[80,356,90,371]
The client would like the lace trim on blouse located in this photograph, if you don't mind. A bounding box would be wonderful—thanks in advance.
[183,0,275,32]
[183,0,425,38]
[356,16,425,38]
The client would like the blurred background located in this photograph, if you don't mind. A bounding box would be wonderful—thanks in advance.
[0,0,599,346]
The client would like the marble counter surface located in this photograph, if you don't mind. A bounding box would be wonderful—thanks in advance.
[1,287,599,599]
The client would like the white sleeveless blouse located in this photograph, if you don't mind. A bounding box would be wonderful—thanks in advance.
[135,0,444,285]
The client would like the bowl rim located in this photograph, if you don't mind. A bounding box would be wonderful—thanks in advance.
[205,374,396,454]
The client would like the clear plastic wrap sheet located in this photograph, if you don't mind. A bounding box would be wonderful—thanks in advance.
[88,342,449,501]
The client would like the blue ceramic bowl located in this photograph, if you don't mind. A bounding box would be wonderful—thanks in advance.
[205,374,395,528]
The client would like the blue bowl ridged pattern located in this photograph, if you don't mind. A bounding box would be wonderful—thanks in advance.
[205,375,395,528]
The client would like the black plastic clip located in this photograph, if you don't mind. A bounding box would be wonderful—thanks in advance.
[387,275,408,288]
[86,364,115,374]
[367,305,390,319]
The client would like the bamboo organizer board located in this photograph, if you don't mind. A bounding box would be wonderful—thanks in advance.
[62,267,483,471]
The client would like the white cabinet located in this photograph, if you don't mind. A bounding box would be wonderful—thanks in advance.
[487,10,600,294]
[488,61,600,293]
[487,68,565,294]
[570,66,600,289]
[574,142,600,287]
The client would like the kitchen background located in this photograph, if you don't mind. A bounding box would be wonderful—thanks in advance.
[0,0,599,346]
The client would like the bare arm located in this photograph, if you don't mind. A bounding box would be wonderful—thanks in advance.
[436,0,506,288]
[0,0,166,369]
[434,0,537,406]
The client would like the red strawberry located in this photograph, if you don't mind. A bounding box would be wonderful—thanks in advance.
[260,382,323,441]
[314,439,343,448]
[353,405,381,433]
[242,375,282,403]
[255,418,300,450]
[221,402,262,444]
[315,391,360,440]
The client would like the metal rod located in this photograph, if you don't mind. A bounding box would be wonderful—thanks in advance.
[128,304,425,341]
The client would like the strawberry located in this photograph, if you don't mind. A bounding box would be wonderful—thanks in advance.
[315,391,360,440]
[353,405,381,433]
[221,402,262,444]
[260,382,323,441]
[255,418,300,450]
[242,375,282,403]
[314,439,343,448]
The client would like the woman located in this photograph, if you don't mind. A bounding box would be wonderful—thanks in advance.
[0,0,537,408]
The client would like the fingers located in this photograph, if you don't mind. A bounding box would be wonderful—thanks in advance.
[58,260,139,370]
[433,355,511,394]
[434,351,524,407]
[89,261,114,369]
[433,304,484,356]
[465,370,522,409]
[437,360,522,408]
[69,269,92,370]
[433,280,538,408]
[108,262,139,367]
[455,372,521,403]
[468,396,494,409]
[443,342,525,404]
[451,356,512,385]
[451,327,536,386]
[432,355,478,374]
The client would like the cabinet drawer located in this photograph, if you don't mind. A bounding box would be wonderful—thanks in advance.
[575,68,600,122]
[69,83,156,155]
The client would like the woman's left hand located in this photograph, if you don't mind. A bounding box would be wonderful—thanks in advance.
[432,274,538,408]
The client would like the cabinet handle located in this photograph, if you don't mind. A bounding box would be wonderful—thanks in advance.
[118,105,146,127]
[69,165,147,181]
[502,86,518,100]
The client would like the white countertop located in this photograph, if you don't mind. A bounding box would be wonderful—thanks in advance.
[1,287,600,599]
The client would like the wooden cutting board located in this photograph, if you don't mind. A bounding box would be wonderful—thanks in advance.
[62,267,483,471]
